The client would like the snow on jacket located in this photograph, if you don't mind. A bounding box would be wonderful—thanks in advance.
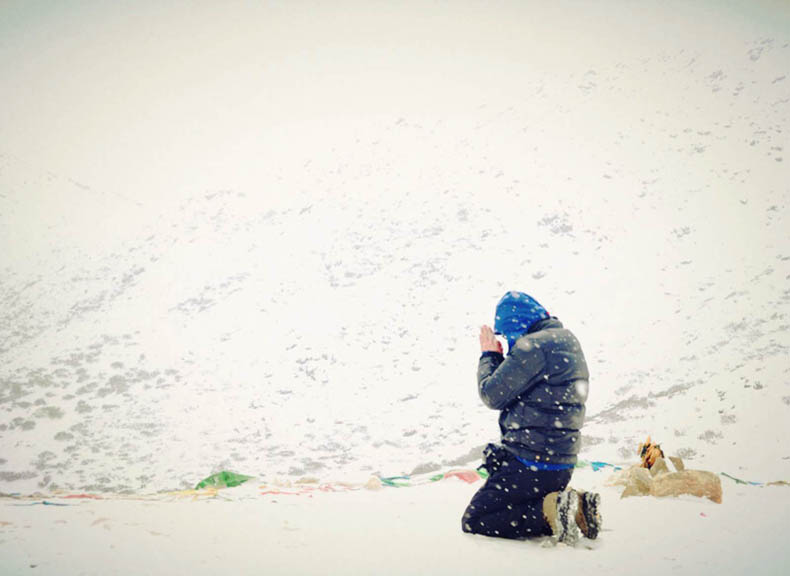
[477,317,590,466]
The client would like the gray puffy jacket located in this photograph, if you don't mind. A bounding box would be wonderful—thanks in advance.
[477,317,589,465]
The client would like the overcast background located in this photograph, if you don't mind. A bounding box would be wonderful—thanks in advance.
[1,0,788,493]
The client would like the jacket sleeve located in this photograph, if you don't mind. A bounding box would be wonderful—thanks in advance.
[477,339,547,410]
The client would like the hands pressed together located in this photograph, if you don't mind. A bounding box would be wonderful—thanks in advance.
[479,325,503,354]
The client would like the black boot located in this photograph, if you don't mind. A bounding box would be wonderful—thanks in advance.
[577,491,602,540]
[555,489,580,545]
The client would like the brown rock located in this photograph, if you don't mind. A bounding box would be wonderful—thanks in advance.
[605,469,628,487]
[649,457,671,477]
[668,456,685,471]
[650,470,722,504]
[606,464,641,487]
[620,467,653,498]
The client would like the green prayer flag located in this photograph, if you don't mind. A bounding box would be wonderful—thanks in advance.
[195,470,253,490]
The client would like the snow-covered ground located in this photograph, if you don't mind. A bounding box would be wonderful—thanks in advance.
[1,0,789,573]
[3,468,789,576]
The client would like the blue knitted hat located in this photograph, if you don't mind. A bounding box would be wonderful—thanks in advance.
[494,291,549,349]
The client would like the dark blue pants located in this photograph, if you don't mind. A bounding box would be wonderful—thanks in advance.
[461,444,573,539]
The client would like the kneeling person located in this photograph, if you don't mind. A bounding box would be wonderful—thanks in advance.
[461,291,601,544]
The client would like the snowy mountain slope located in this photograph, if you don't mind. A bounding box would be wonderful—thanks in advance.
[1,0,788,494]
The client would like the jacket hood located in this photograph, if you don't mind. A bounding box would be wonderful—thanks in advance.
[494,291,550,349]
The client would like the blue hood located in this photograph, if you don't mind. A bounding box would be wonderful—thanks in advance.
[494,291,549,350]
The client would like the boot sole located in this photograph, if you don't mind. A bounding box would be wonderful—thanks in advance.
[556,489,580,546]
[581,492,602,540]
